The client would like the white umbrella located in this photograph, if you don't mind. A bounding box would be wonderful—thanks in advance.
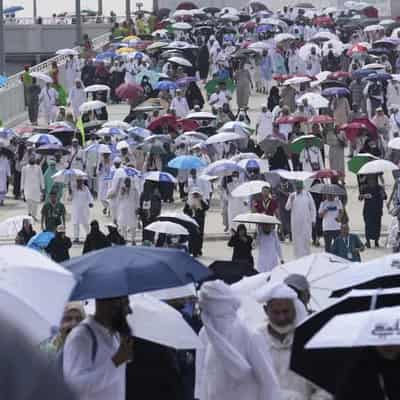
[183,131,208,141]
[362,63,385,70]
[322,40,345,57]
[206,131,243,144]
[248,42,269,51]
[233,213,280,225]
[283,76,312,86]
[52,168,87,183]
[298,43,321,61]
[364,24,385,33]
[296,93,329,109]
[274,33,296,43]
[30,72,53,83]
[391,27,400,39]
[388,137,400,150]
[79,100,107,113]
[173,9,192,17]
[116,140,130,151]
[0,245,75,343]
[230,152,260,162]
[152,29,168,37]
[56,48,79,56]
[147,41,169,50]
[220,6,239,14]
[220,13,240,21]
[231,180,271,197]
[272,169,315,181]
[145,221,189,236]
[219,121,252,135]
[311,31,339,42]
[306,306,400,349]
[202,159,243,177]
[357,159,399,175]
[84,84,111,93]
[168,56,192,67]
[186,111,216,120]
[103,120,131,130]
[144,171,177,184]
[97,143,113,154]
[171,22,192,30]
[127,294,201,349]
[267,253,351,310]
[158,211,199,227]
[0,215,33,237]
[379,19,396,26]
[147,283,197,300]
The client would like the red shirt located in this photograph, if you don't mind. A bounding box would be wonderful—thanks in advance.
[253,196,278,216]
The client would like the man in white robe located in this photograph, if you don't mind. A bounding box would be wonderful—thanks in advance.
[227,172,249,230]
[96,151,113,215]
[256,283,331,400]
[195,280,280,400]
[39,82,58,125]
[299,145,323,172]
[256,105,273,143]
[285,181,316,258]
[65,55,81,93]
[255,224,283,272]
[68,80,86,120]
[170,89,190,118]
[21,157,44,220]
[0,151,10,204]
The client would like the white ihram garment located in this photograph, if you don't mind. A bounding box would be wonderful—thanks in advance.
[117,183,139,241]
[21,164,44,218]
[71,185,93,239]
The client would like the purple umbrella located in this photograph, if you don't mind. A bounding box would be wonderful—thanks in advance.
[256,24,274,33]
[322,87,351,97]
[176,76,198,87]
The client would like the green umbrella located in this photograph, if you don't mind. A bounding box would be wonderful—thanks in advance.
[205,78,236,96]
[289,135,322,154]
[347,153,379,174]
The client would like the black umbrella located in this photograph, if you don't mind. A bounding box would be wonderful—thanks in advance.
[208,260,257,284]
[203,7,220,14]
[290,288,400,395]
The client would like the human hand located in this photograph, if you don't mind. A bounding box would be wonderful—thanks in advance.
[112,336,134,367]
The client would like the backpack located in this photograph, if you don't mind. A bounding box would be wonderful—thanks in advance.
[55,323,98,377]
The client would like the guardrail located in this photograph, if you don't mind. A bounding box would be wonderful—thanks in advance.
[0,31,111,125]
[3,16,126,25]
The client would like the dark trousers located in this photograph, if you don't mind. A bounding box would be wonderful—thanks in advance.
[324,230,340,253]
[13,170,21,198]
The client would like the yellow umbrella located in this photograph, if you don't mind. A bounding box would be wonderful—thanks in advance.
[122,35,139,42]
[116,47,136,54]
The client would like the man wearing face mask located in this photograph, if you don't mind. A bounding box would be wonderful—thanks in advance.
[63,296,133,400]
[257,283,330,400]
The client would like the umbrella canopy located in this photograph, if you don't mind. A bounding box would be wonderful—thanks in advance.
[219,121,253,135]
[96,127,127,138]
[283,76,312,86]
[306,306,400,349]
[30,72,53,83]
[35,144,70,156]
[144,171,177,184]
[274,33,296,44]
[84,84,111,93]
[347,153,379,174]
[145,221,189,236]
[237,158,269,173]
[233,212,280,225]
[127,294,201,349]
[388,137,400,150]
[116,82,144,101]
[0,245,75,343]
[340,121,368,142]
[168,155,207,170]
[231,180,271,197]
[147,114,178,132]
[155,80,177,91]
[297,93,329,109]
[171,22,192,30]
[202,160,242,177]
[127,126,152,140]
[63,246,211,300]
[27,231,55,250]
[168,56,192,67]
[206,131,243,144]
[322,87,350,97]
[79,100,107,113]
[276,115,308,124]
[308,183,346,196]
[308,115,334,125]
[52,168,87,183]
[186,111,216,120]
[272,169,315,181]
[103,120,131,130]
[312,168,344,179]
[0,127,15,139]
[27,133,62,146]
[357,159,398,175]
[291,288,400,394]
[0,215,33,237]
[298,43,321,61]
[290,135,321,153]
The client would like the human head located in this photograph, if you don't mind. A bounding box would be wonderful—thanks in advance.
[59,302,85,337]
[261,185,271,197]
[113,156,122,168]
[90,220,100,232]
[284,274,311,308]
[22,218,32,231]
[28,156,35,165]
[237,224,247,237]
[95,296,132,335]
[261,223,274,234]
[295,180,304,193]
[340,223,349,237]
[49,191,58,204]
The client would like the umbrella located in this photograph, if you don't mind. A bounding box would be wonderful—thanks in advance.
[312,168,344,179]
[364,24,384,32]
[27,231,55,250]
[49,126,76,146]
[176,119,200,132]
[56,48,79,56]
[155,80,177,91]
[283,76,312,86]
[202,160,242,177]
[113,166,141,180]
[30,72,53,83]
[331,253,400,297]
[0,245,75,343]
[296,93,329,109]
[176,76,198,87]
[233,213,280,225]
[35,144,70,156]
[347,43,369,56]
[84,84,111,93]
[275,115,308,124]
[79,100,107,113]
[168,155,206,170]
[127,294,201,349]
[291,288,400,394]
[103,120,131,130]
[237,158,269,172]
[116,82,144,101]
[231,152,260,162]
[147,41,169,51]
[147,114,178,132]
[267,253,350,310]
[311,31,339,42]
[272,169,315,181]
[95,51,116,61]
[144,171,177,184]
[171,22,192,30]
[388,137,400,150]
[306,306,400,349]
[182,131,208,141]
[145,221,189,236]
[63,246,211,300]
[366,71,392,81]
[298,43,321,61]
[231,180,270,197]
[322,87,350,97]
[52,168,87,183]
[186,111,217,120]
[27,134,62,146]
[0,215,32,237]
[308,183,346,196]
[96,127,127,138]
[204,78,236,95]
[127,126,152,140]
[206,131,243,144]
[219,121,253,135]
[157,212,199,229]
[340,121,367,142]
[347,153,379,174]
[168,56,193,67]
[0,74,7,87]
[357,159,399,175]
[290,135,321,153]
[362,62,385,70]
[308,115,334,124]
[4,5,24,13]
[0,127,15,139]
[274,33,296,44]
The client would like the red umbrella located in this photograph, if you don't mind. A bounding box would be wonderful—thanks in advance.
[347,44,368,56]
[313,168,344,179]
[276,115,308,124]
[176,119,200,132]
[176,1,197,9]
[328,71,351,80]
[148,114,178,132]
[340,122,368,142]
[313,16,334,26]
[352,117,378,138]
[116,83,144,101]
[308,115,334,124]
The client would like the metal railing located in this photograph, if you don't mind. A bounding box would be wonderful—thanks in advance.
[3,16,126,25]
[0,31,111,125]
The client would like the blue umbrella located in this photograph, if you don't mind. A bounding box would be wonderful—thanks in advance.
[256,24,274,33]
[176,76,198,87]
[155,80,177,91]
[127,126,152,140]
[144,171,177,183]
[63,246,212,300]
[322,87,351,97]
[366,71,392,81]
[27,231,55,251]
[351,69,375,79]
[95,51,116,61]
[104,166,141,181]
[4,5,24,13]
[0,128,15,139]
[0,75,7,87]
[168,155,207,170]
[27,133,62,146]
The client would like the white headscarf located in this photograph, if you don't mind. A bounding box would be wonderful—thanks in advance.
[199,280,252,380]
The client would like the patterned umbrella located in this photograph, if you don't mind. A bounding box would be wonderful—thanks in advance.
[308,183,346,196]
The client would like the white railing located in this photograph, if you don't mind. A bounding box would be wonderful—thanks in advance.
[3,16,126,25]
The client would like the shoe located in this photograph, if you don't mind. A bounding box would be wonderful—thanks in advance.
[366,240,371,249]
[375,240,380,248]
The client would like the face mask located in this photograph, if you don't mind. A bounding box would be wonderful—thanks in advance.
[232,176,239,182]
[269,321,295,335]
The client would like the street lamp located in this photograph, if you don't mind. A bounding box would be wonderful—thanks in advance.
[98,0,103,16]
[33,0,37,23]
[126,0,131,21]
[0,0,5,75]
[75,0,81,46]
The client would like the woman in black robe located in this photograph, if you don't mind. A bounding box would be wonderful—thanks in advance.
[185,82,205,110]
[197,42,210,80]
[360,175,386,248]
[228,224,254,266]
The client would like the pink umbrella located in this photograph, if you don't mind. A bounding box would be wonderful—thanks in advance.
[116,83,144,101]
